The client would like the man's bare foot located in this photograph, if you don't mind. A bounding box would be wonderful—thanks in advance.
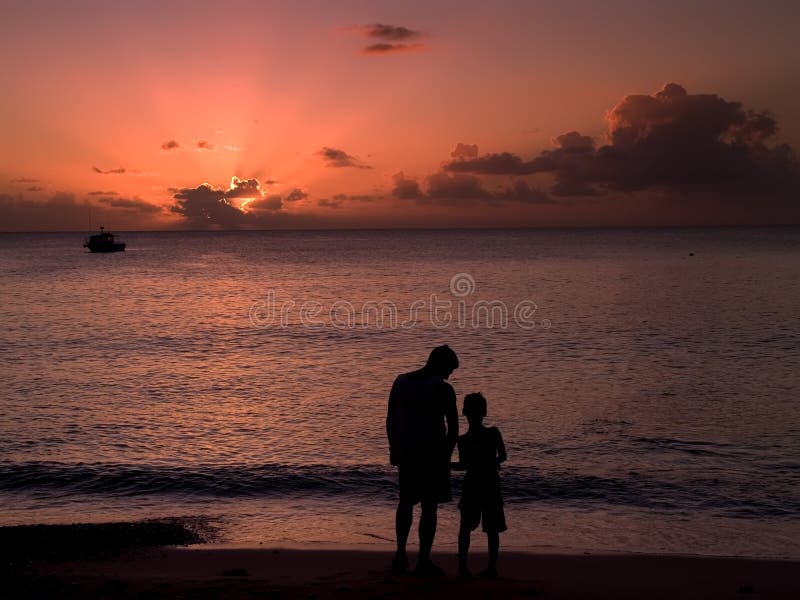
[479,567,499,578]
[457,566,473,581]
[414,559,445,577]
[389,552,409,574]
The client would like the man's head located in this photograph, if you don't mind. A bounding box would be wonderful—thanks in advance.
[462,392,487,425]
[425,344,459,379]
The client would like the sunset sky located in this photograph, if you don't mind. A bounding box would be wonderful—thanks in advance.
[1,0,799,230]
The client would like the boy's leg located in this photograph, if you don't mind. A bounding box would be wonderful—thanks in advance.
[458,524,472,577]
[487,531,499,575]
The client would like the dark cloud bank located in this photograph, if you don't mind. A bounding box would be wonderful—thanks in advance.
[443,83,798,203]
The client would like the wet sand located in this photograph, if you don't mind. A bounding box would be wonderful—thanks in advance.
[12,546,800,599]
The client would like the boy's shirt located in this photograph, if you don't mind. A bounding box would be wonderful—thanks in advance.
[457,426,505,479]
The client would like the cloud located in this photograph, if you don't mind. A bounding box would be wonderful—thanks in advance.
[285,188,308,202]
[317,198,343,209]
[92,166,132,174]
[10,177,39,183]
[170,183,242,226]
[161,139,180,151]
[0,192,164,231]
[391,171,550,205]
[196,140,216,151]
[451,143,479,160]
[362,43,424,55]
[96,196,162,214]
[247,195,282,212]
[331,193,377,203]
[351,23,427,55]
[26,186,44,192]
[225,176,262,199]
[170,176,287,226]
[363,24,421,41]
[442,83,799,200]
[88,190,118,196]
[391,172,425,200]
[317,147,372,169]
[427,172,492,201]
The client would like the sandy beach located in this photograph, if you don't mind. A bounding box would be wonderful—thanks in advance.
[6,522,798,600]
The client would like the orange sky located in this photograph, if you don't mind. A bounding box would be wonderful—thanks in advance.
[1,0,799,230]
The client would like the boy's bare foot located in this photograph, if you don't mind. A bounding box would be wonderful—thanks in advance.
[389,552,409,574]
[457,566,473,581]
[414,559,444,577]
[479,567,499,578]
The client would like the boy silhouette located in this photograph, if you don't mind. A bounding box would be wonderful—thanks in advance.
[452,392,507,579]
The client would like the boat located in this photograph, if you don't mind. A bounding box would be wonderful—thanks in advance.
[83,227,126,252]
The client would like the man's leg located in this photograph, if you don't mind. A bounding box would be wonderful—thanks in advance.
[417,500,439,567]
[486,531,500,576]
[392,501,413,571]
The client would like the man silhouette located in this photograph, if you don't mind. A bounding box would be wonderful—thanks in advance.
[386,345,459,575]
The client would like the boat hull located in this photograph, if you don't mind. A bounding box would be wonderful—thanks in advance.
[85,243,126,253]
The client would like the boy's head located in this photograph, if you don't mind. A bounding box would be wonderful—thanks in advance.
[463,392,487,423]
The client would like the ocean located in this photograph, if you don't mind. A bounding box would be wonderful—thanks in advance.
[1,228,799,558]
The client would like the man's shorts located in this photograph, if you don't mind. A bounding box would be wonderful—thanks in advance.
[398,458,452,505]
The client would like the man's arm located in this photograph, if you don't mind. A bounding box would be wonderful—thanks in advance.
[386,379,399,466]
[443,383,459,456]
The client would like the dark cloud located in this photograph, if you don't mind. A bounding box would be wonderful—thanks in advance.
[10,177,39,183]
[451,143,479,160]
[317,198,343,209]
[0,192,162,231]
[391,172,424,200]
[88,190,118,196]
[225,176,261,199]
[332,193,377,203]
[317,147,371,169]
[445,152,534,175]
[364,24,421,41]
[170,183,243,226]
[352,23,426,55]
[263,178,279,185]
[92,166,131,174]
[247,195,283,212]
[97,197,162,214]
[170,177,289,226]
[391,172,550,206]
[26,186,44,192]
[362,43,423,55]
[196,140,216,151]
[285,188,308,202]
[161,139,180,150]
[443,83,799,200]
[427,172,492,201]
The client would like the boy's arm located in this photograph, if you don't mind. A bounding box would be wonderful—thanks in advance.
[496,428,507,466]
[450,438,466,470]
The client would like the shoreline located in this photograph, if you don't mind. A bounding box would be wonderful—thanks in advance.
[5,521,799,598]
[20,547,800,599]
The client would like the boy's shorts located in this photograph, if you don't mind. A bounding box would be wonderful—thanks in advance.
[459,477,507,533]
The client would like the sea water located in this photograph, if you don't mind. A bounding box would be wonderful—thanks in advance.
[1,228,798,557]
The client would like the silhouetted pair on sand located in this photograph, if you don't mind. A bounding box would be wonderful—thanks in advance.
[387,345,507,579]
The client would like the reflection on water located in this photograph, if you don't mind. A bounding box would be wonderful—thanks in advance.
[1,228,799,557]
